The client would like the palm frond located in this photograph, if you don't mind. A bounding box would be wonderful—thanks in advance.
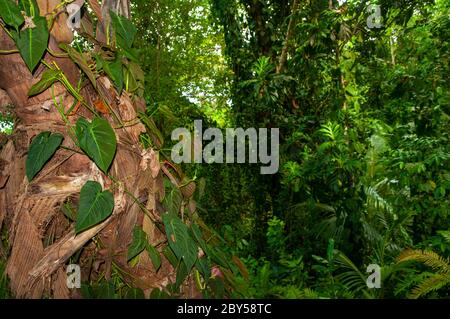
[408,273,450,299]
[334,250,369,294]
[300,288,322,299]
[397,249,450,274]
[438,231,450,245]
[365,183,393,215]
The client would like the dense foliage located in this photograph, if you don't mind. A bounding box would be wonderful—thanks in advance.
[134,0,449,298]
[0,0,449,299]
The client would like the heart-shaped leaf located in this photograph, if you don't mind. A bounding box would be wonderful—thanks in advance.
[110,10,136,48]
[0,0,24,30]
[127,226,162,271]
[127,226,147,261]
[163,214,198,272]
[15,15,49,72]
[26,131,63,181]
[75,181,114,234]
[76,117,117,173]
[28,69,60,96]
[103,55,124,93]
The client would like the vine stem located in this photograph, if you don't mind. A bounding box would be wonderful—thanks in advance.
[46,48,69,58]
[42,60,100,117]
[60,145,83,154]
[0,21,14,39]
[0,49,19,54]
[107,173,161,225]
[50,85,79,146]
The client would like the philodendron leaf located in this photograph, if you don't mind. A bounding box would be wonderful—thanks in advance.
[163,213,198,272]
[28,69,60,96]
[125,288,145,299]
[175,260,189,290]
[75,181,114,234]
[19,0,39,16]
[127,226,147,261]
[26,132,63,181]
[123,61,144,95]
[127,226,162,271]
[147,243,161,271]
[60,43,97,88]
[96,280,116,299]
[103,55,124,93]
[16,15,49,72]
[0,0,24,30]
[75,117,117,173]
[110,10,136,48]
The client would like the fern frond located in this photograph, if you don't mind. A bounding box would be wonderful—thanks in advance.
[438,231,450,245]
[397,249,450,274]
[408,273,450,299]
[301,288,321,299]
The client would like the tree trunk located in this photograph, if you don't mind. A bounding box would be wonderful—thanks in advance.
[0,0,180,298]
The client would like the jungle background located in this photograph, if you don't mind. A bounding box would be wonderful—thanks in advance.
[0,0,449,299]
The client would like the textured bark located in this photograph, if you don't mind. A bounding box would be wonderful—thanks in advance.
[0,0,182,298]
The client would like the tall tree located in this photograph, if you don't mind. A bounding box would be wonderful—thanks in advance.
[0,0,205,298]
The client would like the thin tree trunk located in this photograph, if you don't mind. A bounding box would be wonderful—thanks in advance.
[276,0,299,74]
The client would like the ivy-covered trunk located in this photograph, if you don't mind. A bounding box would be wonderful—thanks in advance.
[0,0,176,298]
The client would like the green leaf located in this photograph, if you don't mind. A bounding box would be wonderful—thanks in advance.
[75,117,117,173]
[195,258,211,279]
[125,288,145,299]
[149,288,170,299]
[61,201,77,221]
[138,112,164,148]
[96,280,116,299]
[162,246,178,268]
[0,0,24,30]
[80,283,94,299]
[19,0,39,17]
[15,15,49,72]
[110,10,136,48]
[190,224,209,255]
[163,213,198,271]
[146,244,162,271]
[103,56,124,93]
[175,260,189,290]
[123,61,144,95]
[127,226,147,261]
[26,131,63,181]
[162,178,182,216]
[75,181,114,234]
[121,46,139,62]
[60,43,97,88]
[28,69,60,96]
